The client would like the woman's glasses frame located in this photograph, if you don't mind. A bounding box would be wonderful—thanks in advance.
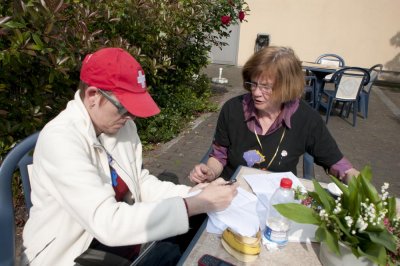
[244,81,273,94]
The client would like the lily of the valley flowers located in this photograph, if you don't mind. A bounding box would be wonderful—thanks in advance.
[275,166,400,266]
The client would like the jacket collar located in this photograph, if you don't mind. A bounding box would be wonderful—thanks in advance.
[70,90,119,152]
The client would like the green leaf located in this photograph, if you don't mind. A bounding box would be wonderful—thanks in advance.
[4,21,26,29]
[387,196,397,220]
[26,44,42,51]
[331,175,349,197]
[360,165,373,181]
[49,71,54,83]
[274,203,320,224]
[360,173,380,203]
[366,230,397,252]
[316,226,340,255]
[357,242,387,266]
[330,216,358,244]
[32,33,44,48]
[312,179,334,212]
[347,181,361,217]
[363,222,385,233]
[342,173,361,211]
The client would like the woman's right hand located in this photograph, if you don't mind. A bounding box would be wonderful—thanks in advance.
[188,163,216,183]
[185,178,238,216]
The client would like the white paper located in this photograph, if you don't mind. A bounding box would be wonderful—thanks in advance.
[243,172,306,204]
[206,215,227,234]
[206,187,260,237]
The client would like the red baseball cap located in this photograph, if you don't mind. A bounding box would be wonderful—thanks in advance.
[80,47,160,118]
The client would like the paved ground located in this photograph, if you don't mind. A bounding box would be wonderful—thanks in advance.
[15,64,400,264]
[143,64,400,197]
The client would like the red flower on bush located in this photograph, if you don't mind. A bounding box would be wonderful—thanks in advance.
[221,15,231,25]
[238,10,245,22]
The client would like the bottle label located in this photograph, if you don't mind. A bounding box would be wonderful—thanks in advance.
[264,225,288,245]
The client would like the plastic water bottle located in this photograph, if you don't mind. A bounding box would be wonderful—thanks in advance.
[264,177,294,249]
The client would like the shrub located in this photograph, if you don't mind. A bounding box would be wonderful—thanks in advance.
[0,0,249,161]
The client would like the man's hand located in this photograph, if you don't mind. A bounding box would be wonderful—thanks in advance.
[188,163,216,183]
[189,182,209,193]
[184,178,238,216]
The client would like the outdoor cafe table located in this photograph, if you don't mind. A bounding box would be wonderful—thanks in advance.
[177,166,324,266]
[302,61,341,106]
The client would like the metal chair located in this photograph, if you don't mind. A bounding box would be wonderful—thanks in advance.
[0,131,40,266]
[358,64,383,119]
[316,67,370,126]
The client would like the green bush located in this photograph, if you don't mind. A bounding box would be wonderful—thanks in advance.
[0,0,249,161]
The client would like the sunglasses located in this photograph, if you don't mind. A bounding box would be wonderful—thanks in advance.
[98,89,128,115]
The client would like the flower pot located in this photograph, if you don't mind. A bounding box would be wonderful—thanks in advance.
[319,242,374,266]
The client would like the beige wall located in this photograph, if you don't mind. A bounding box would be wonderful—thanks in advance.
[237,0,400,72]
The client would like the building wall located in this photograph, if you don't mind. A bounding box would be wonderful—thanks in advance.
[237,0,400,72]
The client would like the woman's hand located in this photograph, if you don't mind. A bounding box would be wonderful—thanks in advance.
[188,163,216,183]
[343,168,359,184]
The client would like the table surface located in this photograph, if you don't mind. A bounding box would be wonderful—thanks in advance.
[302,61,341,71]
[178,166,325,266]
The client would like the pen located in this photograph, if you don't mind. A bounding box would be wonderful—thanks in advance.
[224,179,237,185]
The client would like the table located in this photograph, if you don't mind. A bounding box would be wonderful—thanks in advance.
[178,166,325,266]
[302,61,340,108]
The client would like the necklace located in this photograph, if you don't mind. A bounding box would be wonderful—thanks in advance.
[254,125,286,169]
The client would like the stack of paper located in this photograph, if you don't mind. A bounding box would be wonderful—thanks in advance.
[207,187,260,237]
[206,172,316,242]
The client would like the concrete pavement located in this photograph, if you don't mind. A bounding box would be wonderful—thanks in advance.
[143,64,400,197]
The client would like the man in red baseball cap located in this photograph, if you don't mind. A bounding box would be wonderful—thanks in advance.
[80,47,160,118]
[22,47,238,265]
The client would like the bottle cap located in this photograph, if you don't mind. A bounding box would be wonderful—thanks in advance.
[280,178,292,189]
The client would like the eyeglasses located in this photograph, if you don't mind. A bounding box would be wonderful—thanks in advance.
[244,81,273,94]
[98,89,128,115]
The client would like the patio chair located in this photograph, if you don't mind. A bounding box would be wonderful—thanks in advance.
[313,53,346,102]
[304,75,317,108]
[0,131,40,266]
[0,131,155,266]
[316,67,370,127]
[302,152,315,180]
[315,53,346,67]
[316,53,346,81]
[358,64,383,119]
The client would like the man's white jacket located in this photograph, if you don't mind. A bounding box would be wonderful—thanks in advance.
[22,91,191,265]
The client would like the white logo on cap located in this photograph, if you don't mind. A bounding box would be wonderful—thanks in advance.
[137,70,146,89]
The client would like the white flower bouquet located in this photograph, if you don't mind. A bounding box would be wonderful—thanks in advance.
[274,166,400,265]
